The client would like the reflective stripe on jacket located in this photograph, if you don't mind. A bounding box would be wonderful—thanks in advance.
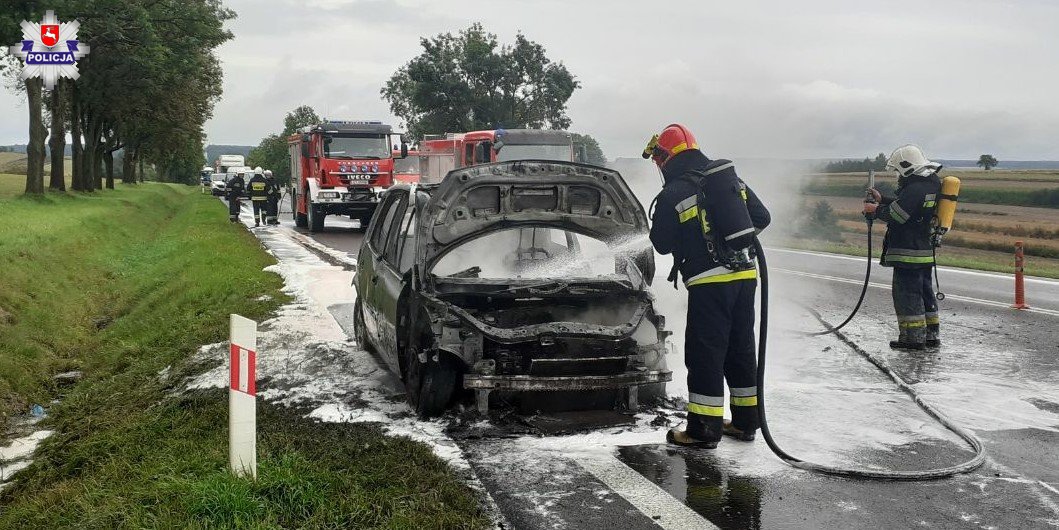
[875,172,942,269]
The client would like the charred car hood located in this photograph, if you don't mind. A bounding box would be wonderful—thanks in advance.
[417,160,655,280]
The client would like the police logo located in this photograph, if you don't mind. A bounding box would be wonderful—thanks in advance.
[8,10,90,89]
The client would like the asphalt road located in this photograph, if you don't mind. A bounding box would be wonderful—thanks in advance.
[265,201,1059,529]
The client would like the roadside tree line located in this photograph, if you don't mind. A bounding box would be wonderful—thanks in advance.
[0,1,234,194]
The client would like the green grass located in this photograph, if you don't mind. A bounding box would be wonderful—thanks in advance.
[0,182,487,528]
[803,181,1059,209]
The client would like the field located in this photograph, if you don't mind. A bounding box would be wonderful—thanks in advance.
[0,177,487,528]
[790,169,1059,278]
[0,152,73,181]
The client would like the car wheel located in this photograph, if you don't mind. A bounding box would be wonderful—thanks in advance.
[307,195,325,232]
[406,349,459,419]
[353,298,373,353]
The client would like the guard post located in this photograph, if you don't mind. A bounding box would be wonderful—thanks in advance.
[1013,241,1030,310]
[229,314,257,478]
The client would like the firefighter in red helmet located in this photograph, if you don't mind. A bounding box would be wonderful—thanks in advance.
[645,124,771,448]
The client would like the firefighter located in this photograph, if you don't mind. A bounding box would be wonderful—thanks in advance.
[248,167,269,227]
[264,169,280,225]
[227,170,246,223]
[645,124,771,448]
[864,145,943,350]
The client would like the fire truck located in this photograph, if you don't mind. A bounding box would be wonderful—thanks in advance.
[417,129,582,183]
[288,120,408,232]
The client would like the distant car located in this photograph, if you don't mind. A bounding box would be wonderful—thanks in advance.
[210,173,228,196]
[353,161,671,418]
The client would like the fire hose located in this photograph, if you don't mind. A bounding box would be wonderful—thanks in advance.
[753,236,987,480]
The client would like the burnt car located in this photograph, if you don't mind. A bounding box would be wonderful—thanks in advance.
[353,160,672,418]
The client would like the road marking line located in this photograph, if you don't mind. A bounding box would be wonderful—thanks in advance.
[767,247,1059,285]
[772,267,1059,318]
[1040,480,1059,497]
[578,455,719,530]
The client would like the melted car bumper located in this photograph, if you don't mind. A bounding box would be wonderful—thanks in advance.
[462,369,671,391]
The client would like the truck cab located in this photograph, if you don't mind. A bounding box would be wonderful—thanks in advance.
[418,129,578,183]
[288,120,408,233]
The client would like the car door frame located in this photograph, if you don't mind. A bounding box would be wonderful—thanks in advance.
[369,190,410,373]
[357,191,404,351]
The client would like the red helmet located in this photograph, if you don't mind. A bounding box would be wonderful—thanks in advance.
[642,124,699,168]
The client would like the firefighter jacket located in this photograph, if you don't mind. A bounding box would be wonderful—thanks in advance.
[875,172,942,269]
[265,177,280,199]
[227,175,245,195]
[248,174,269,201]
[649,150,771,287]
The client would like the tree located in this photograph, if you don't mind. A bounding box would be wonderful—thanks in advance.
[283,105,320,135]
[382,23,579,139]
[1,4,48,194]
[571,133,606,165]
[977,154,998,170]
[798,200,844,242]
[823,153,887,173]
[248,105,319,187]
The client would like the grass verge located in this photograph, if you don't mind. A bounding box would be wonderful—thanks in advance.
[0,182,487,528]
[803,181,1059,209]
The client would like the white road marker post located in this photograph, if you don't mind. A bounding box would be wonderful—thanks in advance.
[229,314,258,479]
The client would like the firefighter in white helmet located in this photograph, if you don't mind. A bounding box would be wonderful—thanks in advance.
[864,145,943,350]
[264,169,280,225]
[248,167,268,227]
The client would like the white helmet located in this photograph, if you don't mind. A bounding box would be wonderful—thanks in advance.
[254,166,263,174]
[886,144,940,177]
[263,169,273,177]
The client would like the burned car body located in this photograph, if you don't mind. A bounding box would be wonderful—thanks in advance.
[353,160,672,417]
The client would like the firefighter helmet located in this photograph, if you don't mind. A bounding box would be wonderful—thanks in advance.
[263,169,273,177]
[642,124,699,168]
[886,144,940,177]
[253,166,263,174]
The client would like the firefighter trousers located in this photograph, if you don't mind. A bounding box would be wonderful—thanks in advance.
[227,193,241,221]
[891,267,939,344]
[684,279,759,442]
[266,195,279,224]
[251,200,268,225]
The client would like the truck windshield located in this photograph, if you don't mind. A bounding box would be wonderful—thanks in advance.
[496,144,572,162]
[324,135,390,159]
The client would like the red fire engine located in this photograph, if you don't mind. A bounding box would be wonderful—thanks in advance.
[288,120,408,232]
[417,129,580,183]
[392,149,420,184]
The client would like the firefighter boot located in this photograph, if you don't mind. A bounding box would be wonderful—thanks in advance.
[723,420,756,442]
[926,324,941,348]
[667,413,721,448]
[890,327,927,351]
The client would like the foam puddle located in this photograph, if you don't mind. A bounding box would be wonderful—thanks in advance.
[0,420,53,490]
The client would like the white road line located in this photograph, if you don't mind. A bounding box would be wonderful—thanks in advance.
[771,267,1059,318]
[578,455,719,530]
[1040,481,1059,497]
[767,247,1059,285]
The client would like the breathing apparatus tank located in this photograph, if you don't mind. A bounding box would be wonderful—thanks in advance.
[685,159,757,269]
[932,176,961,246]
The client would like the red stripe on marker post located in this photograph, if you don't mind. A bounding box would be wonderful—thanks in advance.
[229,343,257,395]
[229,314,258,479]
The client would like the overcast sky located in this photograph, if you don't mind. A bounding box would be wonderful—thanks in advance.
[3,0,1059,159]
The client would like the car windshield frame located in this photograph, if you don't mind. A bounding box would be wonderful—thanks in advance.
[324,133,391,160]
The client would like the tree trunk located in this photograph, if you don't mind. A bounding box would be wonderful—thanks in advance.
[139,157,145,182]
[48,82,66,190]
[94,143,104,190]
[82,117,100,192]
[70,87,84,191]
[105,151,115,188]
[24,78,46,195]
[122,147,136,184]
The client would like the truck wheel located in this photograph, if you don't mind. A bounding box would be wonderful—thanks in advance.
[307,196,325,233]
[293,190,308,228]
[406,350,459,419]
[353,298,374,353]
